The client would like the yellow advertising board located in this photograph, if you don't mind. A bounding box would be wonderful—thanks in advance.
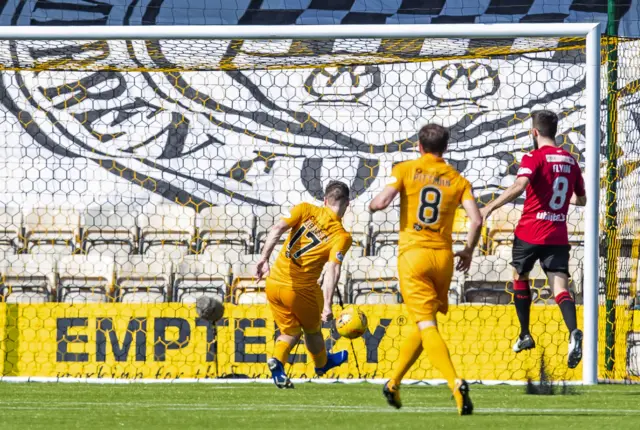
[0,303,636,381]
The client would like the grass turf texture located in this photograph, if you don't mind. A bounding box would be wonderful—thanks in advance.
[0,383,639,429]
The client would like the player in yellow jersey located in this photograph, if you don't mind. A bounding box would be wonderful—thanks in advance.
[369,124,483,415]
[255,181,353,389]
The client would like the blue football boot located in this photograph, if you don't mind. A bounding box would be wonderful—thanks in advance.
[267,358,294,389]
[315,350,348,376]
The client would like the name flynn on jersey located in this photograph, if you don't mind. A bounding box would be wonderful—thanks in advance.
[536,154,575,222]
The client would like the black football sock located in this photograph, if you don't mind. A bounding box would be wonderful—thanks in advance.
[513,280,532,338]
[555,291,578,333]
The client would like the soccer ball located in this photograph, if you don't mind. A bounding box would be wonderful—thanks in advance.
[336,307,368,339]
[195,296,225,323]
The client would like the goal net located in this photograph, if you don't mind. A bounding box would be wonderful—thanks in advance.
[0,24,633,384]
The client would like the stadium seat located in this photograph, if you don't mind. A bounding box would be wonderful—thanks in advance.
[82,205,138,257]
[255,206,288,256]
[0,205,22,259]
[199,205,254,262]
[347,256,401,304]
[342,204,371,257]
[0,254,57,303]
[138,203,196,260]
[370,205,399,256]
[58,255,115,303]
[452,208,484,254]
[342,205,371,256]
[464,288,512,305]
[174,255,231,303]
[486,204,521,253]
[115,256,172,303]
[463,255,512,304]
[24,207,80,255]
[231,254,266,304]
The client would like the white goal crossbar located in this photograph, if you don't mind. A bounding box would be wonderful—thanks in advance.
[0,23,601,385]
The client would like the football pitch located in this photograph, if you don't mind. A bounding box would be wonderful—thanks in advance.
[1,383,639,429]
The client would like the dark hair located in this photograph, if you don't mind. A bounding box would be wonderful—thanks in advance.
[324,180,350,205]
[418,124,449,155]
[532,110,558,138]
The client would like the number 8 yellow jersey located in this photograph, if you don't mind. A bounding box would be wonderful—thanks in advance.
[389,153,475,252]
[268,203,352,290]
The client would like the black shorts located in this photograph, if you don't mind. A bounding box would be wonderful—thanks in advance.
[511,236,570,276]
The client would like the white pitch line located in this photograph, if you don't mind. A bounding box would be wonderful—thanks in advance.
[0,403,637,415]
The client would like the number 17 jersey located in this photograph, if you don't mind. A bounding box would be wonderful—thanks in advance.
[515,145,585,245]
[389,153,475,252]
[268,203,352,290]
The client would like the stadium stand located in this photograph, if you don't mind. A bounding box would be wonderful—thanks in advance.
[255,205,289,257]
[370,205,399,259]
[82,205,138,258]
[1,254,57,303]
[0,204,586,305]
[24,207,80,255]
[231,254,266,304]
[347,256,401,305]
[58,255,115,303]
[0,205,21,259]
[138,203,196,260]
[115,256,173,303]
[174,256,230,303]
[463,255,512,305]
[342,204,371,259]
[199,205,255,262]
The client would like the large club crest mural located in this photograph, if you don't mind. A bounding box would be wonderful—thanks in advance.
[0,0,638,211]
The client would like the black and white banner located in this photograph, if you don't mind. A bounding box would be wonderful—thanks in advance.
[0,1,637,211]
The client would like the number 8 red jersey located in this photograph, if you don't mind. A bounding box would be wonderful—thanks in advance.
[515,146,586,245]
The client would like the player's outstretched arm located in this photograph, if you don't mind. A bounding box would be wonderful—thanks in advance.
[455,198,483,272]
[480,176,529,221]
[570,192,587,206]
[256,220,291,281]
[369,186,399,213]
[321,262,341,322]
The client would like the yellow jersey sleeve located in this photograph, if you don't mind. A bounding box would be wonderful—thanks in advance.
[328,234,352,265]
[388,162,407,191]
[281,203,308,227]
[460,178,474,202]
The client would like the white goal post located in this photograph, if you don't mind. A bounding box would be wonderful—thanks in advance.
[0,22,601,385]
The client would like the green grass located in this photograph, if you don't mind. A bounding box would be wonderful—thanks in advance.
[0,383,639,429]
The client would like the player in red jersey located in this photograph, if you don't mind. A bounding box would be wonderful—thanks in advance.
[480,110,587,369]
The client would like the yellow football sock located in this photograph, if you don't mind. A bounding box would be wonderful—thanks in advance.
[273,340,293,365]
[389,329,423,388]
[310,349,328,368]
[421,326,458,392]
